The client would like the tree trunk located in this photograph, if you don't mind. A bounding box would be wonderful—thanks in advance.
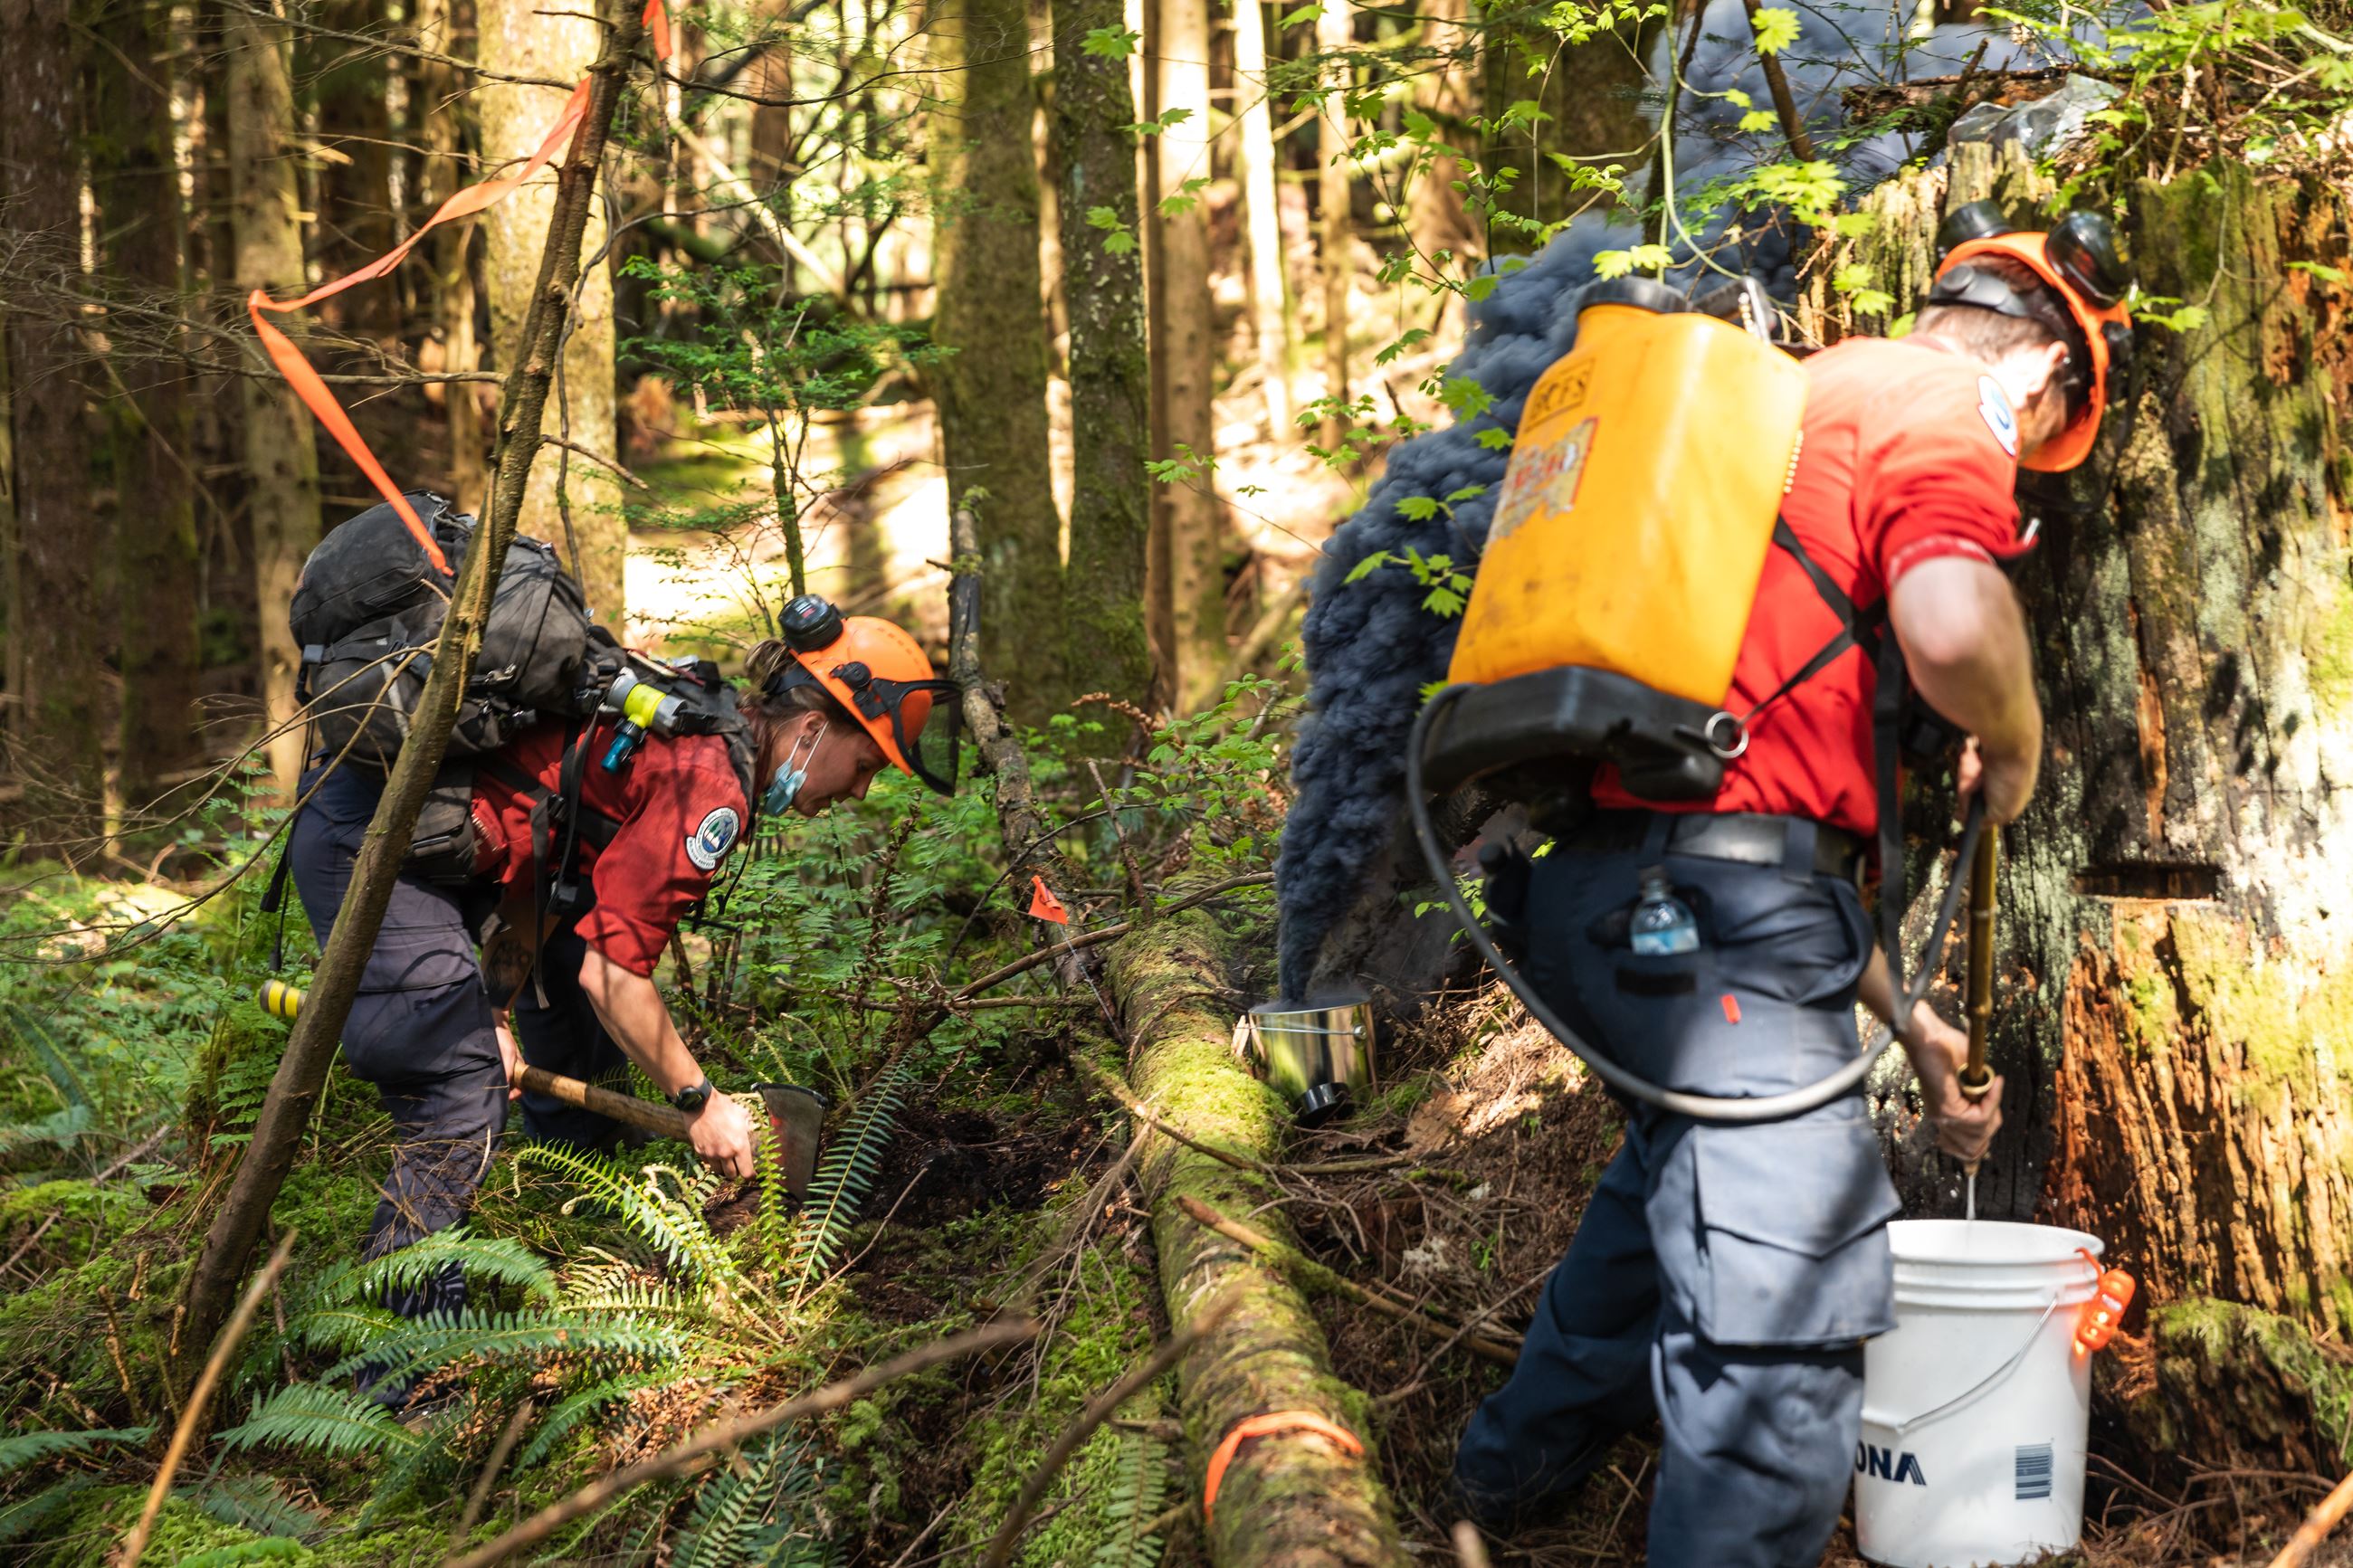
[1232,0,1289,435]
[933,0,1065,721]
[176,1,644,1381]
[1824,143,2353,1465]
[416,0,486,513]
[90,0,205,794]
[2,0,109,857]
[479,0,626,621]
[226,0,321,803]
[1052,0,1153,712]
[1476,0,1657,251]
[310,0,400,334]
[1315,0,1349,449]
[1148,0,1227,711]
[1108,892,1409,1566]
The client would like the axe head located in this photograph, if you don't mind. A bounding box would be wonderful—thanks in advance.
[754,1083,830,1201]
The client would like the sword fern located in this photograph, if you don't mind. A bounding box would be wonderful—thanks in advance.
[787,1064,910,1299]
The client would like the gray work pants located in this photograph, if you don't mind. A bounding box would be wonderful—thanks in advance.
[1453,822,1900,1566]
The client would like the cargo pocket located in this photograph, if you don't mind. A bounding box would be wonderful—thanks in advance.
[1685,1115,1900,1346]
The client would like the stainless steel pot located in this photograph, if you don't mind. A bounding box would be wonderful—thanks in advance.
[1245,994,1375,1126]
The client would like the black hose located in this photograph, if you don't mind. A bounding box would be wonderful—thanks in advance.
[1405,683,1984,1124]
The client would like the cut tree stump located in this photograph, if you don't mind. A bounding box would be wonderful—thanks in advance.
[1106,889,1410,1568]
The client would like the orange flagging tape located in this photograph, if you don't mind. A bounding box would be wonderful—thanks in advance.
[1200,1410,1364,1527]
[248,0,674,573]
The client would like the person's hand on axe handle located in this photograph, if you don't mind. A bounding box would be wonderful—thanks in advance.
[576,946,758,1179]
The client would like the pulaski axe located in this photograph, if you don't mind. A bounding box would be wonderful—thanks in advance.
[256,980,828,1198]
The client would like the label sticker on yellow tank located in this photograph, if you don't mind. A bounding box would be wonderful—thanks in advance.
[1526,363,1594,425]
[1490,416,1596,545]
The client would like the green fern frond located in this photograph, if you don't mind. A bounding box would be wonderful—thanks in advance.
[4,1004,93,1110]
[514,1373,670,1470]
[753,1106,796,1277]
[0,1475,98,1545]
[787,1066,910,1296]
[672,1430,824,1568]
[560,1265,707,1319]
[0,1425,152,1476]
[190,1474,329,1542]
[0,1104,94,1159]
[286,1303,403,1358]
[217,1383,422,1459]
[357,1401,470,1527]
[515,1143,742,1287]
[319,1307,687,1385]
[305,1227,557,1309]
[1088,1430,1172,1568]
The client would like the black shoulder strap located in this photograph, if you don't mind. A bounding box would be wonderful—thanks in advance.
[1732,519,1886,732]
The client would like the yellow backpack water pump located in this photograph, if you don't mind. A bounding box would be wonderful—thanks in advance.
[1422,275,1807,802]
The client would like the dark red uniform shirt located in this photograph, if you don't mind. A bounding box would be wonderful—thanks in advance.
[1593,335,2031,837]
[471,720,750,976]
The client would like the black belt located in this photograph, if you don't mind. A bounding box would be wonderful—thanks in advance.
[1575,810,1865,883]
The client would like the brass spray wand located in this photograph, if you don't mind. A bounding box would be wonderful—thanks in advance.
[1959,829,1997,1208]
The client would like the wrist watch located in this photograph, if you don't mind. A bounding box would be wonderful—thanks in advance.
[670,1077,714,1116]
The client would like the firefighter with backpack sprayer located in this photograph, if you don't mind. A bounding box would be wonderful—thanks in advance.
[276,529,957,1409]
[1407,205,2136,1559]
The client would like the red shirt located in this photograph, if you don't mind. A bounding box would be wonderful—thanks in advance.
[472,720,751,975]
[1593,336,2031,837]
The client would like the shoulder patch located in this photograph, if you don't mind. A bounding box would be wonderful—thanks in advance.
[685,805,741,872]
[1977,374,2019,458]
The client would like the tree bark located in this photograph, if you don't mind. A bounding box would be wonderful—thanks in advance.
[90,0,205,794]
[1232,0,1289,434]
[1820,147,2353,1469]
[1476,0,1657,251]
[416,0,487,513]
[479,0,626,621]
[1052,0,1154,711]
[176,0,644,1383]
[933,0,1066,721]
[2,0,109,857]
[1148,0,1227,711]
[1108,891,1408,1566]
[226,0,322,803]
[1316,0,1350,450]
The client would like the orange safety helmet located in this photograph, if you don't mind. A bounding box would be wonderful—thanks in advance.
[1928,203,2135,474]
[767,594,961,794]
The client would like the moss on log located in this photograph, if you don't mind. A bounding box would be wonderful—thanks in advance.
[1106,898,1409,1567]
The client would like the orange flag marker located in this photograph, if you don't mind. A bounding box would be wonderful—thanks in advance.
[1028,876,1071,925]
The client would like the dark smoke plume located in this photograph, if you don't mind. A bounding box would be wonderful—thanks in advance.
[1276,1,2046,996]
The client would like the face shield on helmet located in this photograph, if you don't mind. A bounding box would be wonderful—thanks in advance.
[767,594,962,795]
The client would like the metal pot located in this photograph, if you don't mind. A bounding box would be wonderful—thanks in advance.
[1244,994,1375,1126]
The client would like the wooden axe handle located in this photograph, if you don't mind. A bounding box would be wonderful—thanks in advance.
[516,1065,694,1141]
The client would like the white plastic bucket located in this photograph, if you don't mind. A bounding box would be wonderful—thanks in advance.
[1854,1220,2105,1568]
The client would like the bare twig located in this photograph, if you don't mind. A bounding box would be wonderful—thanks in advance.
[1452,1520,1494,1568]
[1176,1195,1521,1365]
[541,436,649,489]
[1072,1051,1411,1179]
[1739,0,1817,159]
[115,1231,298,1568]
[2267,1467,2353,1568]
[443,1320,1038,1568]
[979,1288,1243,1568]
[452,1398,538,1547]
[951,873,1275,1000]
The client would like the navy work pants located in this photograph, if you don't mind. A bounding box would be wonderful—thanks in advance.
[1453,821,1900,1566]
[288,766,640,1321]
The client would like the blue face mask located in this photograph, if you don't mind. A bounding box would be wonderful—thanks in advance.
[764,722,826,815]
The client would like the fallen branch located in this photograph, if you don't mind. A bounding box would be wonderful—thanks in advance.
[2269,1466,2353,1568]
[1178,1195,1521,1366]
[979,1287,1243,1568]
[116,1230,298,1568]
[442,1319,1038,1568]
[951,872,1275,1001]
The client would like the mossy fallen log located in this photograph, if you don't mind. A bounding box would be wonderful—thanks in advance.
[1105,895,1410,1567]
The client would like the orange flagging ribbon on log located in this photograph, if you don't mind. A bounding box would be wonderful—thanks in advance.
[246,0,674,574]
[1200,1410,1364,1527]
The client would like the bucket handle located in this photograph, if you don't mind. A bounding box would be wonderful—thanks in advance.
[1859,1296,2063,1439]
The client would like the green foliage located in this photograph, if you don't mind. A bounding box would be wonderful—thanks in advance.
[1748,5,1800,54]
[305,1228,557,1311]
[0,1427,152,1476]
[515,1373,672,1470]
[673,1431,829,1568]
[789,1066,911,1295]
[319,1307,688,1387]
[218,1386,421,1460]
[1087,1430,1171,1568]
[189,1475,329,1543]
[517,1143,745,1290]
[1345,546,1476,618]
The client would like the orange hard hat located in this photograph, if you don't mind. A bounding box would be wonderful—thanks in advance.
[1930,204,2134,473]
[769,594,960,794]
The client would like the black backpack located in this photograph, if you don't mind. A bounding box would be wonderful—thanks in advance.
[286,492,758,893]
[291,490,623,768]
